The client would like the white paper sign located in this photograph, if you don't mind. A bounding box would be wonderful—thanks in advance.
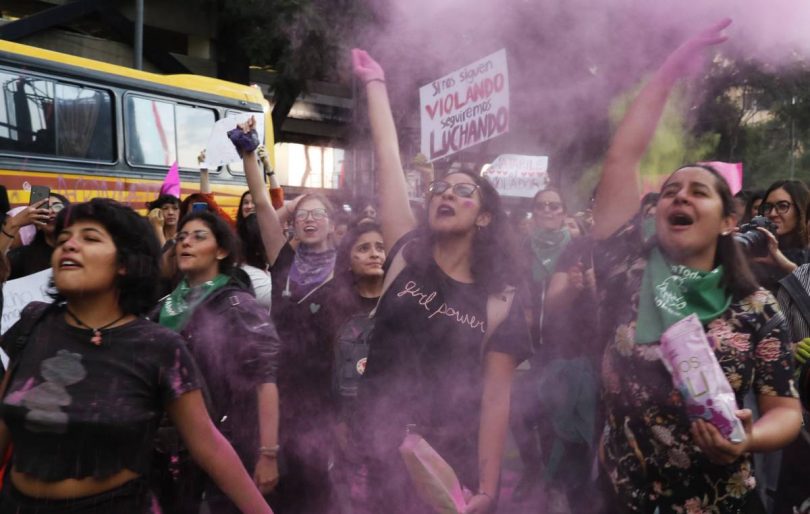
[203,112,266,169]
[2,268,52,335]
[420,49,510,162]
[485,154,549,198]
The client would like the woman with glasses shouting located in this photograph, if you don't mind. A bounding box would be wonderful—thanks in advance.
[229,117,340,514]
[751,180,810,292]
[351,49,531,514]
[152,211,281,514]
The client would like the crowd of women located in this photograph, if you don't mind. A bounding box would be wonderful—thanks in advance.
[0,17,807,514]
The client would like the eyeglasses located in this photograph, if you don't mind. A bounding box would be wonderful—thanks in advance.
[534,201,563,212]
[49,202,65,213]
[175,230,211,243]
[427,180,480,198]
[294,208,329,221]
[760,201,792,215]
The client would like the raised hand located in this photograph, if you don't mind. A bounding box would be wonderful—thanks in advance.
[660,18,732,81]
[351,48,385,84]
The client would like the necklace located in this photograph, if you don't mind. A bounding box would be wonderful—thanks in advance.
[65,309,128,346]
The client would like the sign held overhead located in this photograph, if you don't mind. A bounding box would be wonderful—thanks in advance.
[420,49,510,162]
[485,154,549,198]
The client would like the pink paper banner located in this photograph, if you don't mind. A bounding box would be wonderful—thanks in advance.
[159,161,180,198]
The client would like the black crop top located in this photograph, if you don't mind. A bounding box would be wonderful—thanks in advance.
[0,305,202,481]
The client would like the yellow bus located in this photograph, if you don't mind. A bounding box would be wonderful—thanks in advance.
[0,39,273,216]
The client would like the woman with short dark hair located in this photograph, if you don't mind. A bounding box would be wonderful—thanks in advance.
[0,198,273,514]
[146,194,181,248]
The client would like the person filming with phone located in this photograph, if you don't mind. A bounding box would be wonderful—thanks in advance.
[2,187,70,279]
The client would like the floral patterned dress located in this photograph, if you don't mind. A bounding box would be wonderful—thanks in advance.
[595,216,798,513]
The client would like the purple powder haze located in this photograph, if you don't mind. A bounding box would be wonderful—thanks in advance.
[348,0,810,184]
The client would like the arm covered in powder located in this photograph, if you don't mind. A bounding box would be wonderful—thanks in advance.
[592,19,731,240]
[168,390,274,514]
[352,48,416,253]
[468,351,517,513]
[236,117,288,265]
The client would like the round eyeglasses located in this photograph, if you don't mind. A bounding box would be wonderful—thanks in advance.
[427,180,479,198]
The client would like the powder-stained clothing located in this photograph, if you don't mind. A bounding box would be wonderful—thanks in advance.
[595,215,798,513]
[0,303,201,481]
[359,233,532,510]
[162,282,280,468]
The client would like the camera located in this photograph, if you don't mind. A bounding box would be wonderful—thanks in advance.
[734,215,777,257]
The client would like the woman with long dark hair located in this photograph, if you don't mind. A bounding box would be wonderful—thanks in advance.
[154,211,280,514]
[351,49,532,514]
[237,191,273,310]
[752,179,810,291]
[592,20,801,513]
[0,199,273,514]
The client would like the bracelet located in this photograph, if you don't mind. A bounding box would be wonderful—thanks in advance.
[1,227,14,239]
[364,78,386,86]
[259,445,280,458]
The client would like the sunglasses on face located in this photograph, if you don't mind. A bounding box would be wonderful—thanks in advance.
[427,180,479,198]
[295,208,329,221]
[49,202,65,213]
[175,230,211,243]
[534,201,563,212]
[760,201,792,215]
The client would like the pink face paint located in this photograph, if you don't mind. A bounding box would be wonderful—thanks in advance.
[462,199,476,209]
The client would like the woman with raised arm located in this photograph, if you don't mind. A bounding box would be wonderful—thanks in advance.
[231,120,338,514]
[592,20,802,513]
[351,49,531,514]
[0,198,273,514]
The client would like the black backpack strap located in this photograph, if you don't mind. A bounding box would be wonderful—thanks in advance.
[779,272,810,328]
[4,301,52,361]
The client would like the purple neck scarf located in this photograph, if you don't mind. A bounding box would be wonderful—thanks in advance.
[289,245,336,295]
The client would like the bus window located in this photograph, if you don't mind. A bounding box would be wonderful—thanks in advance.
[176,104,215,170]
[126,95,177,167]
[0,71,55,155]
[55,84,113,161]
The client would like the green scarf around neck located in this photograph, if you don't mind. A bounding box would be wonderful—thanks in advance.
[635,246,731,344]
[159,274,230,332]
[529,227,571,283]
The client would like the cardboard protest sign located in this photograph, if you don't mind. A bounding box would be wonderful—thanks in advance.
[484,154,549,198]
[2,268,52,335]
[420,49,510,162]
[203,113,266,169]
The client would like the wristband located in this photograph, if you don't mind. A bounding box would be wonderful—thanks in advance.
[259,445,280,458]
[364,78,386,86]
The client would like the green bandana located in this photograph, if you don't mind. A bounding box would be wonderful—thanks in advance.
[529,227,571,283]
[635,246,731,344]
[159,274,230,332]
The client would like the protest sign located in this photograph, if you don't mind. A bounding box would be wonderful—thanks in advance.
[420,49,510,162]
[203,112,266,169]
[484,154,549,198]
[1,268,52,335]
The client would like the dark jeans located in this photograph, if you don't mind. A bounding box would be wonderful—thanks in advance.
[0,477,152,514]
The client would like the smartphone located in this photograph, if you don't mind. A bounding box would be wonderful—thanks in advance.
[191,202,208,213]
[29,185,50,206]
